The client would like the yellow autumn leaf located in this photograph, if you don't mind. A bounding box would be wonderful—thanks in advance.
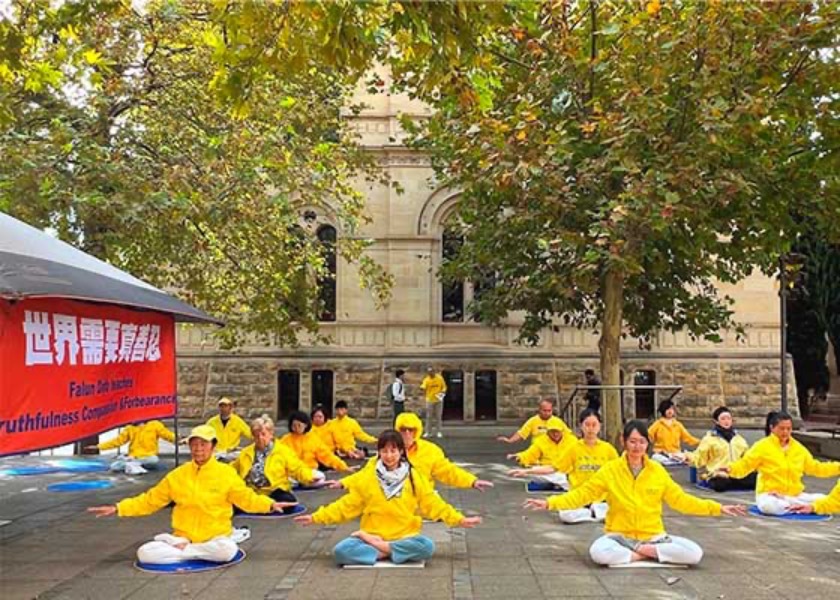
[392,2,405,14]
[83,49,101,65]
[59,25,78,42]
[646,0,661,16]
[516,130,527,141]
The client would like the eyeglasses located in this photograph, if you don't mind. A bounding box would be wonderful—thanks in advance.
[398,428,417,433]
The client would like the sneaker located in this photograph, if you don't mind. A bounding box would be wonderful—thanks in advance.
[125,462,148,475]
[231,526,251,544]
[436,432,443,438]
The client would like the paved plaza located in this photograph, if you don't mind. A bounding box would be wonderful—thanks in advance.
[1,426,839,600]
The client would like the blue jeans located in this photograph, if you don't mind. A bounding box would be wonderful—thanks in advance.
[333,535,435,566]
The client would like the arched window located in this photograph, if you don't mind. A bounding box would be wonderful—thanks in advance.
[317,225,337,322]
[442,226,465,322]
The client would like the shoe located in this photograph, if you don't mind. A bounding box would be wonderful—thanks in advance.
[125,462,148,475]
[436,432,443,438]
[231,526,251,544]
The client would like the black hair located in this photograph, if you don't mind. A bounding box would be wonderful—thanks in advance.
[334,400,348,410]
[622,419,650,442]
[395,369,405,378]
[712,406,731,422]
[288,410,312,434]
[579,408,602,424]
[377,429,406,455]
[657,399,675,417]
[310,405,327,419]
[584,369,595,377]
[765,411,792,436]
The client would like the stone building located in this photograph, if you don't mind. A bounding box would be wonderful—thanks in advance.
[176,84,794,428]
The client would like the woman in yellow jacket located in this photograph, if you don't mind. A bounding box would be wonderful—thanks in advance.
[524,420,746,566]
[279,411,350,475]
[648,400,700,465]
[88,425,294,565]
[336,412,493,493]
[294,430,481,566]
[689,406,756,492]
[507,417,576,491]
[723,411,840,515]
[511,409,618,522]
[311,405,339,453]
[232,415,325,513]
[86,419,175,474]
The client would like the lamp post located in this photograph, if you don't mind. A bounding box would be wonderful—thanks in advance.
[779,255,789,413]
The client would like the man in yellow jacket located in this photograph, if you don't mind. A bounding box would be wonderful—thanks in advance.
[232,415,325,512]
[336,412,493,493]
[525,420,746,566]
[294,430,481,565]
[331,400,377,458]
[724,411,840,515]
[206,397,252,461]
[86,419,175,475]
[508,418,576,491]
[420,366,447,439]
[497,399,571,444]
[87,425,295,565]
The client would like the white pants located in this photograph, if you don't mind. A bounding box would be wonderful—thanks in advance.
[110,455,159,473]
[559,502,609,524]
[651,453,683,467]
[291,470,326,487]
[756,492,826,515]
[137,533,238,565]
[589,533,703,566]
[536,472,569,490]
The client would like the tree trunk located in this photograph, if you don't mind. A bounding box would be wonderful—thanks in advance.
[599,267,625,448]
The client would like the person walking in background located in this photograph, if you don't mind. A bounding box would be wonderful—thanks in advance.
[420,366,447,438]
[584,369,602,413]
[390,369,406,422]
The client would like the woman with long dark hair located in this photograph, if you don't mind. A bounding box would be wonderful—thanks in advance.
[294,430,481,566]
[524,420,746,566]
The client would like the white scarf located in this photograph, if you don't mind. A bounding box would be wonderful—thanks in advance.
[375,458,410,500]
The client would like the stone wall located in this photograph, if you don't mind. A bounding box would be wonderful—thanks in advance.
[176,354,797,426]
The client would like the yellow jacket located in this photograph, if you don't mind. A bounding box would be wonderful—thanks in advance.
[279,431,349,472]
[206,414,252,453]
[728,434,840,496]
[420,374,447,403]
[98,420,175,458]
[814,480,840,515]
[117,458,272,543]
[231,442,314,493]
[550,438,619,489]
[312,464,464,540]
[548,455,721,540]
[331,415,377,453]
[516,431,577,467]
[648,418,700,454]
[689,430,750,479]
[312,422,338,452]
[516,415,571,440]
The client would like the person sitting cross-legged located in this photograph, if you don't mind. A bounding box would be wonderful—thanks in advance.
[231,415,326,513]
[331,400,377,459]
[721,411,840,515]
[511,409,618,522]
[688,406,756,492]
[648,400,700,465]
[524,420,746,567]
[206,397,252,462]
[508,417,576,492]
[87,425,296,565]
[86,419,175,475]
[294,430,482,566]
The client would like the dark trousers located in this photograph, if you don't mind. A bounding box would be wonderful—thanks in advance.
[270,489,300,514]
[707,472,757,492]
[393,400,405,423]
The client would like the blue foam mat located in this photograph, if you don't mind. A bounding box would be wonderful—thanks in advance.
[235,504,307,519]
[0,466,63,476]
[0,460,109,477]
[747,505,832,521]
[526,481,565,494]
[135,549,246,573]
[47,480,113,492]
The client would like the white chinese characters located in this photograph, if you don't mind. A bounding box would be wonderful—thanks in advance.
[23,311,163,367]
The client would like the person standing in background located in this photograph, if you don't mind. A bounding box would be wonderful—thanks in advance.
[420,366,447,438]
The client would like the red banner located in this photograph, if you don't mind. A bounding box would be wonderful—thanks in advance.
[0,298,177,456]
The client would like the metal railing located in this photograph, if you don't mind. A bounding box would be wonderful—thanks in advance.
[560,384,683,439]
